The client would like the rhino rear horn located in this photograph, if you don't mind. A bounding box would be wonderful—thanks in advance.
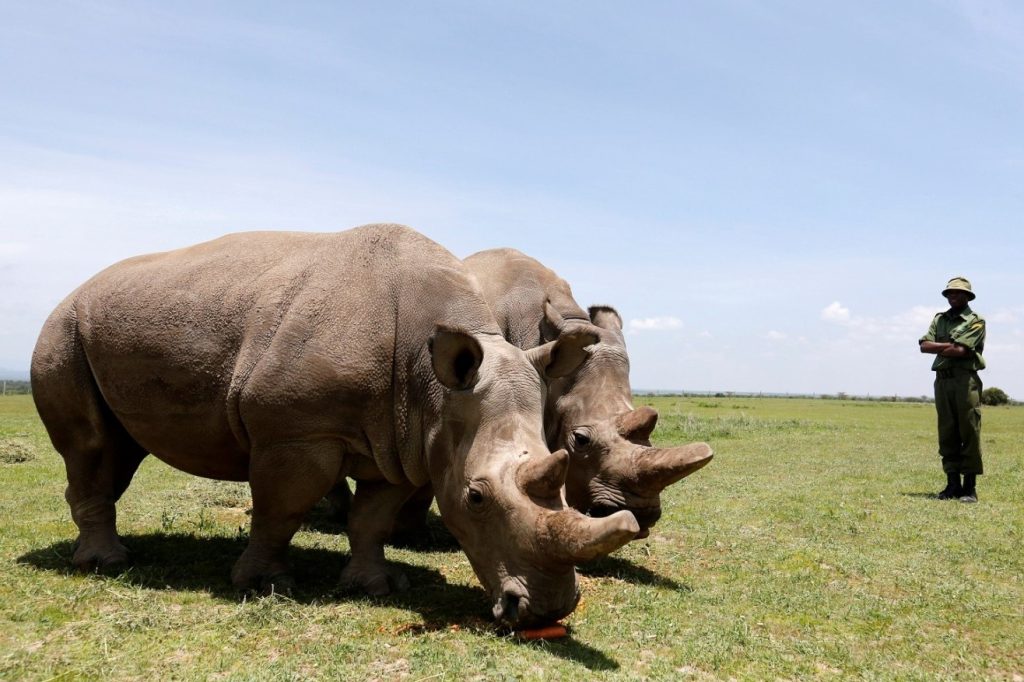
[616,406,659,442]
[525,328,597,379]
[540,509,639,564]
[430,326,483,390]
[632,443,714,493]
[517,449,569,500]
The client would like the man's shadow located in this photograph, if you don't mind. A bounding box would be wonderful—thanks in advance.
[900,491,942,499]
[17,533,621,671]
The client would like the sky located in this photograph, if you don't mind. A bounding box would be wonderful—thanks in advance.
[2,1,1022,398]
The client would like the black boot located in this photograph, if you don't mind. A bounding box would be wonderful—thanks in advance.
[959,474,978,504]
[936,472,963,500]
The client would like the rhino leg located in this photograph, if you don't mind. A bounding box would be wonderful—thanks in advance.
[339,479,417,596]
[232,441,342,595]
[62,430,147,572]
[323,479,353,525]
[390,484,434,543]
[33,335,147,573]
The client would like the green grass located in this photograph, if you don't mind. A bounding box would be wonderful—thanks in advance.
[1,394,1022,680]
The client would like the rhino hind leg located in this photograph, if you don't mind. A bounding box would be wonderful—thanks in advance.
[32,322,148,573]
[339,479,418,596]
[63,427,147,572]
[232,441,343,595]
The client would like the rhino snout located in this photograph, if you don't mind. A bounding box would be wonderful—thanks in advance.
[492,577,580,629]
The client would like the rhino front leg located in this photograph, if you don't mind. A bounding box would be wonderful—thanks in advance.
[340,479,418,596]
[391,484,434,543]
[232,441,342,595]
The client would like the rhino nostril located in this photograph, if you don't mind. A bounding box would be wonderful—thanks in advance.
[493,591,521,626]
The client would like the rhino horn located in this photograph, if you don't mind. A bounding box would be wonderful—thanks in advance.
[616,406,659,442]
[517,449,570,500]
[632,442,714,493]
[540,509,639,564]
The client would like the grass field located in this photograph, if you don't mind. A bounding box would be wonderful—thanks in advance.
[1,393,1022,680]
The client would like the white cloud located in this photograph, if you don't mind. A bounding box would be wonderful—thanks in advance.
[821,301,850,323]
[766,330,787,341]
[989,307,1021,324]
[629,316,683,332]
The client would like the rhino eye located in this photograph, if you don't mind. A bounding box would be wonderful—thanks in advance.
[572,431,592,448]
[466,486,486,507]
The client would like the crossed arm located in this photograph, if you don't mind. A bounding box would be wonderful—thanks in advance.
[919,341,971,358]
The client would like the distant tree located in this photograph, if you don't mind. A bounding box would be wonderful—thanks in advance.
[981,387,1010,406]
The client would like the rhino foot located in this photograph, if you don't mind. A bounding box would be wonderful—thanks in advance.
[232,570,296,598]
[71,535,131,573]
[339,562,410,596]
[259,573,295,597]
[231,552,295,596]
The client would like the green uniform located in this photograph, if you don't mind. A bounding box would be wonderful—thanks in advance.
[919,306,986,475]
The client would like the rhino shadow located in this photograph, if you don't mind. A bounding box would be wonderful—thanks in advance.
[577,555,689,591]
[303,505,461,553]
[19,535,627,669]
[513,635,620,670]
[16,533,483,619]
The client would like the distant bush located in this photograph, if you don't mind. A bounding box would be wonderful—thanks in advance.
[0,381,31,395]
[981,387,1010,406]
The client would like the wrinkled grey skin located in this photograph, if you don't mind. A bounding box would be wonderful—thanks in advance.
[31,225,639,628]
[463,248,713,538]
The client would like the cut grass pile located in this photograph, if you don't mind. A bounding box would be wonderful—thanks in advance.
[1,394,1022,680]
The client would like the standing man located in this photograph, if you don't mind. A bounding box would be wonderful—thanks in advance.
[919,276,986,503]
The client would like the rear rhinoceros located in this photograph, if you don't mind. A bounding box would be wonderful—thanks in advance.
[31,224,639,628]
[463,248,713,537]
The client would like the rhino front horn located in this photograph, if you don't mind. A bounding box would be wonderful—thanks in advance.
[540,509,639,564]
[632,442,714,493]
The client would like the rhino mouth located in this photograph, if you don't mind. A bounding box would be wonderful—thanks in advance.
[589,504,661,537]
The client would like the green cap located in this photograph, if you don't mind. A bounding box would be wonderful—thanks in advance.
[942,276,975,301]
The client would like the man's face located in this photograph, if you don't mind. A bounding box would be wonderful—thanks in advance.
[945,290,969,311]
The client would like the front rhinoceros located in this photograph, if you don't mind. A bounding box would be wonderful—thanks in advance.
[463,248,713,537]
[30,224,638,628]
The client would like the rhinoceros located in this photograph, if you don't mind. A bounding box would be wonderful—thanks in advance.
[31,224,640,628]
[462,248,713,537]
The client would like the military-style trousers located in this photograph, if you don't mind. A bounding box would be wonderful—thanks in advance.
[933,369,984,475]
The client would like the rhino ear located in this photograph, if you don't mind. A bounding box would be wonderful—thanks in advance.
[539,300,565,342]
[588,305,622,332]
[430,326,483,390]
[526,328,597,379]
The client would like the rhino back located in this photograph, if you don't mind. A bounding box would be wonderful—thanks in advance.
[463,248,588,350]
[64,224,495,484]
